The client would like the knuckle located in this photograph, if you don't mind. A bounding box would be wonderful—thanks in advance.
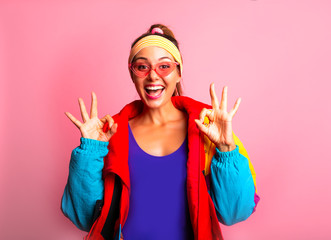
[200,108,207,116]
[106,115,114,123]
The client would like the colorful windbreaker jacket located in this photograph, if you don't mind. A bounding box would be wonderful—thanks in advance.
[62,96,260,240]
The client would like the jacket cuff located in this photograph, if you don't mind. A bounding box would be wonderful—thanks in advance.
[214,145,239,163]
[80,137,109,151]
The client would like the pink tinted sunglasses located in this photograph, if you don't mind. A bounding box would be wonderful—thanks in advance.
[129,61,179,78]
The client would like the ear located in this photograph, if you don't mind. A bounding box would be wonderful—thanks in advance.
[176,74,182,84]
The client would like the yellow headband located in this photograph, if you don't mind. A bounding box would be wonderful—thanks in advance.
[128,35,183,75]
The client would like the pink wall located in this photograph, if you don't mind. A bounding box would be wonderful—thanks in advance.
[1,1,331,239]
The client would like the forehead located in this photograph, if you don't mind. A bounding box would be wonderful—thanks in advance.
[134,46,175,61]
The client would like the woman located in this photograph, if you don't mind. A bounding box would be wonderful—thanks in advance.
[61,24,259,240]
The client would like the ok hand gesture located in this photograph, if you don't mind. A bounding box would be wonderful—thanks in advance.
[65,92,117,142]
[195,83,241,152]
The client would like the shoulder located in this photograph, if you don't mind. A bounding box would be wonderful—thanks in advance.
[111,100,144,122]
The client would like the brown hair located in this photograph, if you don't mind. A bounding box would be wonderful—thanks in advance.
[130,24,183,96]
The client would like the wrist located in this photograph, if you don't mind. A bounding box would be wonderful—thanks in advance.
[216,143,236,152]
[80,137,109,150]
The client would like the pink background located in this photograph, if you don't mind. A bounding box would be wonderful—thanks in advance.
[1,1,331,239]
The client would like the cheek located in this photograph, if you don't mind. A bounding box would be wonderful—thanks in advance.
[166,71,181,84]
[168,76,181,85]
[133,79,144,92]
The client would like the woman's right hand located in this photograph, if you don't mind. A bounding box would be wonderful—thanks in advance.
[65,92,117,142]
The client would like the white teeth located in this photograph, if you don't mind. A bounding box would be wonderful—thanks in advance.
[145,86,164,90]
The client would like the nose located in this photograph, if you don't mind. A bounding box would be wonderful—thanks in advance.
[148,67,160,80]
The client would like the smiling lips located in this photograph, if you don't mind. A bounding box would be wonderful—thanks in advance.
[145,85,165,99]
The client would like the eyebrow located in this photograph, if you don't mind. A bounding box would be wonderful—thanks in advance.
[159,56,172,61]
[134,57,148,61]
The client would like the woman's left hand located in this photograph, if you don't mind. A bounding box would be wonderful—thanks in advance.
[195,83,241,152]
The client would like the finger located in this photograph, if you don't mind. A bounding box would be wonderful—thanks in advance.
[101,118,109,133]
[78,98,90,122]
[90,92,98,119]
[199,108,213,122]
[105,115,114,127]
[65,112,82,128]
[101,114,114,130]
[101,115,117,139]
[194,119,209,135]
[220,86,228,112]
[106,119,117,139]
[110,123,118,136]
[229,97,241,117]
[210,83,219,109]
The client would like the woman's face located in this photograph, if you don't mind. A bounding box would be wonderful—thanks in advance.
[131,46,181,109]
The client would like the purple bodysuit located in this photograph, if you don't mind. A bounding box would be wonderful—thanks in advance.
[122,125,194,240]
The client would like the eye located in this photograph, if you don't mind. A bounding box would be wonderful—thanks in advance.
[158,63,171,70]
[135,63,150,71]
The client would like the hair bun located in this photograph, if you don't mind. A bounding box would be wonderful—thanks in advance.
[148,24,175,39]
[151,27,164,35]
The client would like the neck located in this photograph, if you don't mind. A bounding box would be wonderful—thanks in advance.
[139,101,183,125]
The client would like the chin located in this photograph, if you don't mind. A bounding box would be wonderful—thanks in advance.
[139,89,173,109]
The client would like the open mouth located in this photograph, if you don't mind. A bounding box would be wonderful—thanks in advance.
[145,85,165,99]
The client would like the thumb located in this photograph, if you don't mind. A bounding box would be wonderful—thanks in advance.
[194,119,208,135]
[110,123,118,136]
[105,121,118,140]
[101,114,113,133]
[100,117,109,132]
[101,115,117,140]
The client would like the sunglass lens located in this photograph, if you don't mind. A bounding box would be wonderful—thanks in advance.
[156,62,176,76]
[133,63,150,77]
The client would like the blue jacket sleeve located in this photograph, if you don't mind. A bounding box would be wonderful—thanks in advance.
[61,137,108,231]
[209,145,257,226]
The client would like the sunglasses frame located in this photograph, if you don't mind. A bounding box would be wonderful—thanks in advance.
[129,61,180,78]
